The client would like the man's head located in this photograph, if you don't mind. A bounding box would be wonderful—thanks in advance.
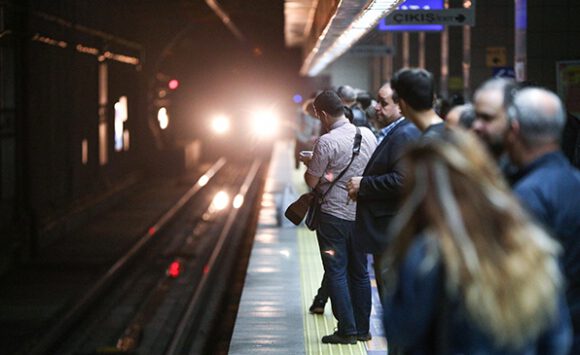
[337,85,357,106]
[446,103,476,129]
[356,91,372,110]
[506,87,565,166]
[313,90,345,129]
[374,82,402,128]
[391,68,435,116]
[302,98,316,117]
[472,78,517,158]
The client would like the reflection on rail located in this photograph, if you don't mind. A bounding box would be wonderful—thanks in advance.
[166,159,262,354]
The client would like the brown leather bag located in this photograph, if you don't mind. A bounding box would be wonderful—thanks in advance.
[284,192,313,226]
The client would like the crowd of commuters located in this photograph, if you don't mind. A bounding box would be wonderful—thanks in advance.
[383,129,571,354]
[292,67,580,354]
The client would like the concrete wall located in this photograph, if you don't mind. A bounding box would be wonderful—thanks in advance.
[527,0,580,92]
[470,0,514,92]
[322,55,372,92]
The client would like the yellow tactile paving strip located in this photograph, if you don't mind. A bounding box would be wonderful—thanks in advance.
[298,227,367,355]
[294,160,363,354]
[293,154,388,355]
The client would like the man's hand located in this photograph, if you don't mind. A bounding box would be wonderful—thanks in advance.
[298,150,313,166]
[299,155,312,166]
[347,176,362,201]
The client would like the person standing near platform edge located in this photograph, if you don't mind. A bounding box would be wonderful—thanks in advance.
[346,81,420,297]
[302,90,377,344]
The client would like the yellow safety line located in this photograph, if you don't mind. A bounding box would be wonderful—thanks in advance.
[293,143,367,354]
[298,227,367,355]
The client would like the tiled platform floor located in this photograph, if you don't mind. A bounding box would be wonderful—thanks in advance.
[229,140,388,355]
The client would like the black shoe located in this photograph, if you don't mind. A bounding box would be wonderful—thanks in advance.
[309,296,326,314]
[321,332,357,345]
[357,332,372,341]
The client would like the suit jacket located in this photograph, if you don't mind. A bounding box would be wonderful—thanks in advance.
[513,151,580,352]
[354,118,420,253]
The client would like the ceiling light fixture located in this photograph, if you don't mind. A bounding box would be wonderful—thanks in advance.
[302,0,404,76]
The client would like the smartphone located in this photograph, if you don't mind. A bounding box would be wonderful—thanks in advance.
[299,150,313,158]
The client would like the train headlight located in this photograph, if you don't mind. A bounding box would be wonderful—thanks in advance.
[157,107,169,130]
[211,190,230,212]
[211,115,231,135]
[251,109,278,137]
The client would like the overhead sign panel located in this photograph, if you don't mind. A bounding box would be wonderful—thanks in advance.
[348,45,396,57]
[385,8,475,26]
[379,0,444,32]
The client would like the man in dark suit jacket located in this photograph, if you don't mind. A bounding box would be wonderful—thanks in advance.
[347,82,420,296]
[507,87,580,353]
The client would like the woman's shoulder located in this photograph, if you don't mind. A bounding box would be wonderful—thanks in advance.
[399,232,442,281]
[406,233,438,260]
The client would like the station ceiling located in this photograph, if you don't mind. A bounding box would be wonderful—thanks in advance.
[284,0,404,76]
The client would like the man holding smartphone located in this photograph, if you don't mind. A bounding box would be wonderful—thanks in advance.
[302,90,376,344]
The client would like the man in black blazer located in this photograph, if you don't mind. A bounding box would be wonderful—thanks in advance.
[347,82,420,296]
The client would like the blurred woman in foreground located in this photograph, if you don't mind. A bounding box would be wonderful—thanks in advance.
[382,129,572,354]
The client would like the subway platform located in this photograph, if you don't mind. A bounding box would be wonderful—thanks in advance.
[229,140,388,355]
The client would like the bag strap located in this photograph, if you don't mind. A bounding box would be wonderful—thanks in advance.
[318,126,362,200]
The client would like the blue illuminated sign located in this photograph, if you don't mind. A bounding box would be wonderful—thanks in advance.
[515,0,527,30]
[493,67,516,79]
[378,0,444,32]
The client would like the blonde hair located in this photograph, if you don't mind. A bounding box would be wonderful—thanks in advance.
[386,129,562,349]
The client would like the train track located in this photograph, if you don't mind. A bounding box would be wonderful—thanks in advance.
[19,157,267,354]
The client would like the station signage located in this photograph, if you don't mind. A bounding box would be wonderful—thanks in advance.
[486,47,507,67]
[493,67,516,79]
[348,45,396,57]
[385,8,475,26]
[379,0,444,32]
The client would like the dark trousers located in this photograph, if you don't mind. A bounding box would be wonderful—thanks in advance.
[314,275,330,302]
[316,212,371,336]
[373,251,386,300]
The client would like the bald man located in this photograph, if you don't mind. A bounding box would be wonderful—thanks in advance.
[506,87,580,353]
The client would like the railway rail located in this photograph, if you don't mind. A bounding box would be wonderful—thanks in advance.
[14,157,267,354]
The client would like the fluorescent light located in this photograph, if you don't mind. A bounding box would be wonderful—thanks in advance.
[304,0,403,76]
